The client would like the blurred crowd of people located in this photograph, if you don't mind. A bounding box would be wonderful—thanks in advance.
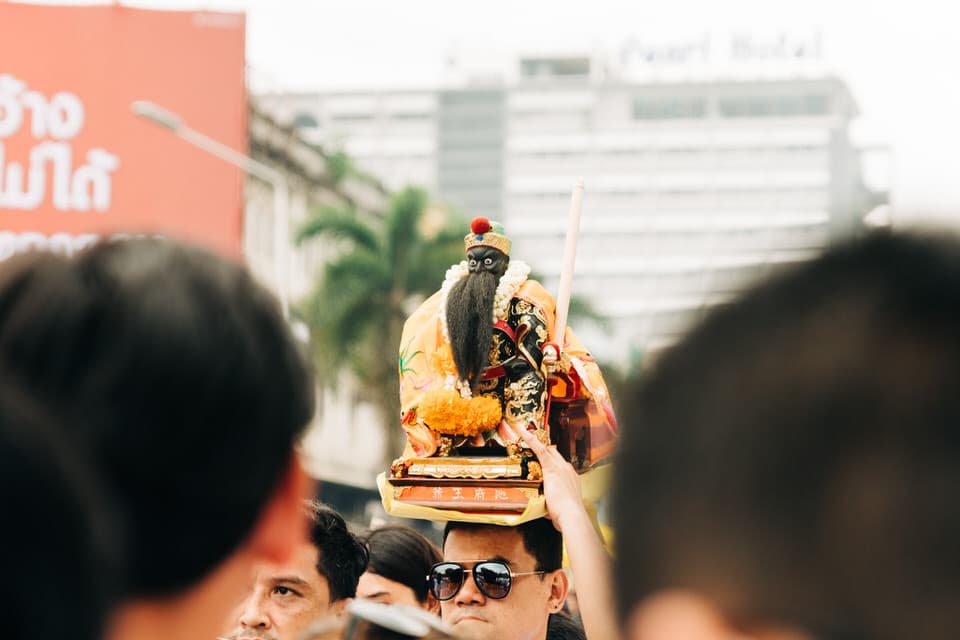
[4,230,960,640]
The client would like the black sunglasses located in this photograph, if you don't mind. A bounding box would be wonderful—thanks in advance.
[427,561,546,601]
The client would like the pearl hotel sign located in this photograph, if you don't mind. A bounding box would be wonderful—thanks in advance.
[616,29,825,80]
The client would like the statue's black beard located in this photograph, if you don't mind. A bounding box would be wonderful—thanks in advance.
[446,271,498,390]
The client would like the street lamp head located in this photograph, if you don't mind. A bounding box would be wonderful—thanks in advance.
[131,100,182,131]
[127,98,291,320]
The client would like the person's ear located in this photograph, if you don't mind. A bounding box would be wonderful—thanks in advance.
[330,597,351,618]
[246,452,314,564]
[546,569,570,614]
[425,593,441,615]
[625,590,815,640]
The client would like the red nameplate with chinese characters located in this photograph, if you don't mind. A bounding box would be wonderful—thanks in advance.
[389,479,540,513]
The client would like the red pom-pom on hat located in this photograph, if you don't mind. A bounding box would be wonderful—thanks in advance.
[470,217,492,235]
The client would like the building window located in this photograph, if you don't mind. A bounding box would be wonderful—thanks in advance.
[330,113,374,122]
[633,97,707,120]
[292,111,319,128]
[717,94,829,118]
[391,112,431,121]
[520,57,591,78]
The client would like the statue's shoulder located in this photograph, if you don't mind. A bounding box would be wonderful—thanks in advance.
[420,288,444,308]
[516,278,556,316]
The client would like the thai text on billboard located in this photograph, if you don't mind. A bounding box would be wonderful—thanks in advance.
[0,3,246,258]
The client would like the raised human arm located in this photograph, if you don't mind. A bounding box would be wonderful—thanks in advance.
[520,429,620,640]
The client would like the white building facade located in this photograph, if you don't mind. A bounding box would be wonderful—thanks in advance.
[246,102,392,499]
[259,50,883,365]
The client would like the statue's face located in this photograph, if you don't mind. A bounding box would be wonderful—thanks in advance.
[466,247,509,278]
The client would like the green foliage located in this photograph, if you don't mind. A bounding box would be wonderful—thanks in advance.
[295,206,379,251]
[325,150,352,185]
[296,186,466,457]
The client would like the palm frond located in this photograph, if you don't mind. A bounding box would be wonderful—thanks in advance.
[385,187,428,264]
[404,216,467,292]
[325,150,352,185]
[407,242,465,294]
[324,251,391,287]
[296,206,380,251]
[304,278,388,377]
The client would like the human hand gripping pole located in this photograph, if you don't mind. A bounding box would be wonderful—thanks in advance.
[519,428,584,533]
[520,428,621,640]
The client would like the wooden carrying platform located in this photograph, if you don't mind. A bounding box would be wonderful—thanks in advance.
[389,478,541,512]
[402,455,524,479]
[391,456,540,512]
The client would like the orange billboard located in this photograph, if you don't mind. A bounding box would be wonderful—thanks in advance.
[0,3,246,258]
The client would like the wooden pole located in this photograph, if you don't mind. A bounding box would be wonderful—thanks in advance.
[553,178,584,349]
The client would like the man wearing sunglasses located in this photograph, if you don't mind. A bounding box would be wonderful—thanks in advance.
[432,430,617,640]
[434,517,567,640]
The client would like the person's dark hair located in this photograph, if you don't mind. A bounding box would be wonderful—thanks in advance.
[0,238,315,597]
[308,500,369,601]
[546,612,586,640]
[0,383,120,640]
[443,518,562,572]
[362,525,442,603]
[614,232,960,640]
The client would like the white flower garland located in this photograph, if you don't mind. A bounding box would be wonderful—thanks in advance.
[438,259,530,397]
[492,260,531,322]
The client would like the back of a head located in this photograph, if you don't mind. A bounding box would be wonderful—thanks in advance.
[546,613,586,640]
[308,500,369,601]
[0,238,315,596]
[0,385,119,640]
[363,526,442,604]
[614,232,960,639]
[443,518,562,572]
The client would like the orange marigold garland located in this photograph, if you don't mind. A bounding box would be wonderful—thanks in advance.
[418,389,502,438]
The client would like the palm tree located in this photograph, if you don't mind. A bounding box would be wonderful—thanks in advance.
[296,186,466,462]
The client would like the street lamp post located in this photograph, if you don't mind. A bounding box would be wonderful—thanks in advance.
[131,100,291,318]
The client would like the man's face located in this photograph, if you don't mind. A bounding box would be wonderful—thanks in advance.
[224,542,338,640]
[440,527,560,640]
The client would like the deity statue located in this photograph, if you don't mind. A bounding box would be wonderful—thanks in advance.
[392,217,617,487]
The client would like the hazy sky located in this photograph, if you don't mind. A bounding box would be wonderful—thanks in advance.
[33,0,960,225]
